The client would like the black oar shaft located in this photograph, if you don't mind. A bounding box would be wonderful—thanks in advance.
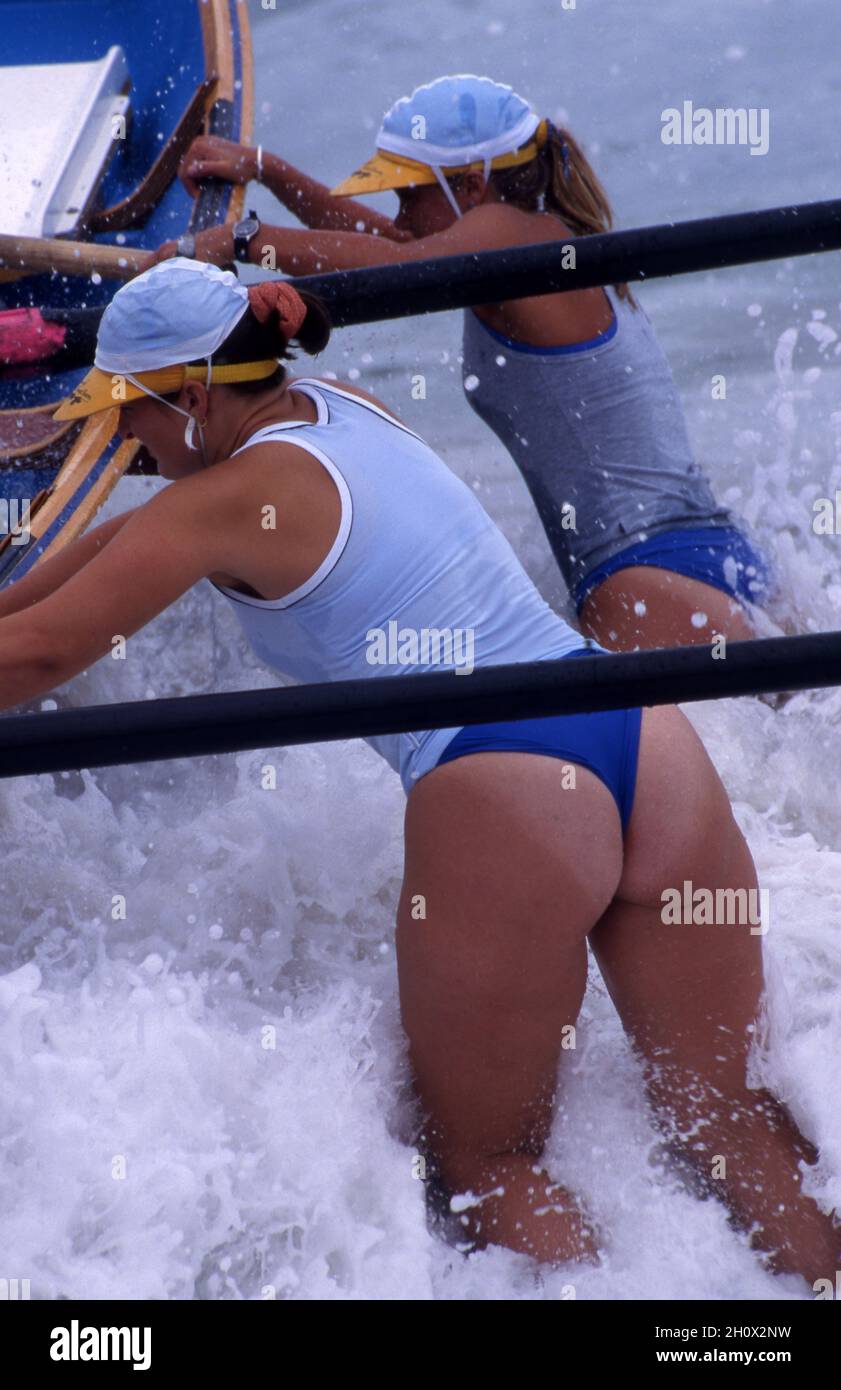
[296,197,841,326]
[22,196,841,369]
[1,630,840,779]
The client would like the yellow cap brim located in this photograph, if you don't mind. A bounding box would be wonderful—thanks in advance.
[53,359,280,420]
[52,367,150,420]
[331,119,552,199]
[331,151,439,198]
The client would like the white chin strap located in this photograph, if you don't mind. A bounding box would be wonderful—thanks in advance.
[431,164,463,218]
[431,157,492,218]
[123,359,212,464]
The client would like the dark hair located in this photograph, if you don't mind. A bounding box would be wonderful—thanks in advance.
[170,288,332,397]
[450,122,636,306]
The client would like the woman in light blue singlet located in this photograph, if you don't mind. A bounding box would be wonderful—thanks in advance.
[6,258,834,1287]
[154,74,776,652]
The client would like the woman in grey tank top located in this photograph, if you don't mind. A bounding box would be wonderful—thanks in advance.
[154,76,776,652]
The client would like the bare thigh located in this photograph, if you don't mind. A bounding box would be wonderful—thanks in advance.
[396,752,623,1181]
[580,566,758,651]
[396,710,838,1279]
[588,703,764,1072]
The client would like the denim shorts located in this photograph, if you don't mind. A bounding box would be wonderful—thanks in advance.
[572,525,775,614]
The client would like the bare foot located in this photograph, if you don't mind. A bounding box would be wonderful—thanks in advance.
[433,1157,602,1266]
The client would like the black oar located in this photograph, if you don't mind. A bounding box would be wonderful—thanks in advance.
[296,195,841,327]
[2,630,841,779]
[3,195,841,371]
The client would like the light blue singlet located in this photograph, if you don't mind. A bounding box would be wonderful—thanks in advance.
[206,377,587,793]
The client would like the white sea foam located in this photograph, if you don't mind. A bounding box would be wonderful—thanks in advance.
[2,0,841,1303]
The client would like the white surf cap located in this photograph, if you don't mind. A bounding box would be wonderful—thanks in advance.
[95,257,250,374]
[53,258,279,422]
[331,75,549,218]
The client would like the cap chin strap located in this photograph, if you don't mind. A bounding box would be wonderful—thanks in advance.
[430,154,493,219]
[431,164,463,218]
[123,364,210,466]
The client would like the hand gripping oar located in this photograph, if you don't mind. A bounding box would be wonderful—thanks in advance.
[3,195,841,365]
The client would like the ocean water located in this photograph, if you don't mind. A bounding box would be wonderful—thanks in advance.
[2,0,841,1300]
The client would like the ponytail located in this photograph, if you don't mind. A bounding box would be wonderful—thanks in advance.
[289,289,332,356]
[203,286,332,394]
[488,122,636,306]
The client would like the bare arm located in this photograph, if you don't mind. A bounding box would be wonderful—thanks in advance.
[0,471,242,711]
[0,508,138,620]
[243,203,525,276]
[260,152,412,241]
[177,135,411,241]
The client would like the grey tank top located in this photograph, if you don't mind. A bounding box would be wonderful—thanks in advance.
[460,283,733,592]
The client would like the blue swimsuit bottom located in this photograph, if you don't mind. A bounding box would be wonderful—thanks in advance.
[434,649,642,833]
[572,525,775,615]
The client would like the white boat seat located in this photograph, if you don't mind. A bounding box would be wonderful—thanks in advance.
[0,46,131,238]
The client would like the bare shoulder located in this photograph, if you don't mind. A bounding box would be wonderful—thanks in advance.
[468,201,575,242]
[305,376,408,427]
[138,440,319,524]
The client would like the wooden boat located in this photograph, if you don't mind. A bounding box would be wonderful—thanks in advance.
[0,0,253,585]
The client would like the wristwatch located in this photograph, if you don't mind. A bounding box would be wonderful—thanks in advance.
[233,209,261,263]
[176,232,196,257]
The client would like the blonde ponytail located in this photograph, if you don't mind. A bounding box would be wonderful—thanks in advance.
[488,122,637,306]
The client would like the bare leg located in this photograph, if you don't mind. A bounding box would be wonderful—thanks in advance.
[396,752,623,1264]
[589,705,840,1284]
[579,566,758,650]
[395,710,837,1279]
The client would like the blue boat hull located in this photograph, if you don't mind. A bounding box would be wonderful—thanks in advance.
[0,0,252,583]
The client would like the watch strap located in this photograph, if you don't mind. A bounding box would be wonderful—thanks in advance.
[234,209,260,263]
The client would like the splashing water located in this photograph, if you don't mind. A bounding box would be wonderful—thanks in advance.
[3,0,841,1303]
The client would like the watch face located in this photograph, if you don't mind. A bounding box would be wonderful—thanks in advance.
[236,215,260,238]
